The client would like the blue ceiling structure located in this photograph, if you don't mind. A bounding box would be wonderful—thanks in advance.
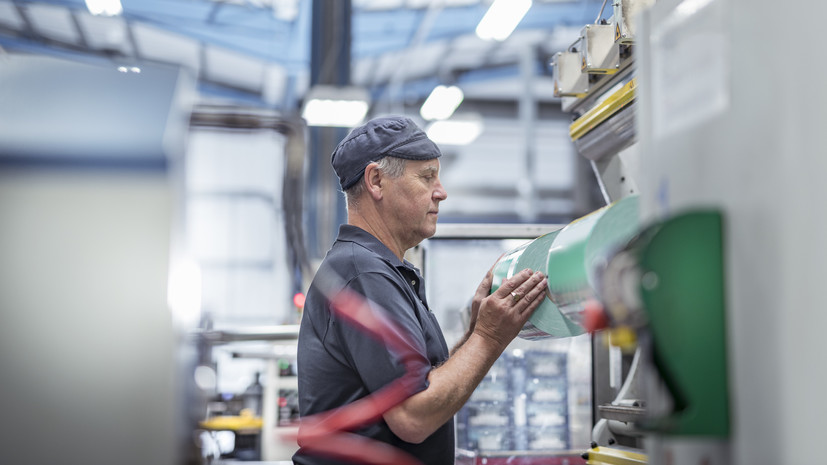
[0,0,608,112]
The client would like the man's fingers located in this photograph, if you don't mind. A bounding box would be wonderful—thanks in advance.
[499,270,545,296]
[481,269,493,289]
[494,269,537,297]
[510,274,549,314]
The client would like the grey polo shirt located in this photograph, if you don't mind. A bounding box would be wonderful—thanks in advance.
[294,225,453,465]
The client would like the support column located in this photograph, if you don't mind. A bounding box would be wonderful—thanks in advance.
[518,46,538,223]
[305,0,352,260]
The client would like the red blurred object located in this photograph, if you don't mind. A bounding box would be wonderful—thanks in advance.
[293,292,306,308]
[583,298,609,333]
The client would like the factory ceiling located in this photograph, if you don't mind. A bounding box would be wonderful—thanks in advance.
[0,0,605,113]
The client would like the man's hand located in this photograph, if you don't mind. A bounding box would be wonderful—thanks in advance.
[473,269,548,348]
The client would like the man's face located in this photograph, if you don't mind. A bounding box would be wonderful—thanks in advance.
[383,158,448,249]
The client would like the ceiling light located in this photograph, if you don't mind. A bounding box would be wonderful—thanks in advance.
[116,66,141,73]
[426,115,483,146]
[420,85,464,121]
[302,85,370,127]
[85,0,123,16]
[476,0,532,41]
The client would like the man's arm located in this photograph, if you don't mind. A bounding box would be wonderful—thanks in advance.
[382,269,548,444]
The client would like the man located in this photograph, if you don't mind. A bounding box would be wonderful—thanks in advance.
[293,116,548,465]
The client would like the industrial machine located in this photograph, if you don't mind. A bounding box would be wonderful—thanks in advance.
[0,54,196,465]
[526,0,827,464]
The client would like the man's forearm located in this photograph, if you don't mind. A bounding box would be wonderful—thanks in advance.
[382,331,505,443]
[449,328,472,355]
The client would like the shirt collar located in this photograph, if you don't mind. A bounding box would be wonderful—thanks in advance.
[337,224,415,269]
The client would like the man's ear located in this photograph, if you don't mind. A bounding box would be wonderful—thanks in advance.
[363,162,383,200]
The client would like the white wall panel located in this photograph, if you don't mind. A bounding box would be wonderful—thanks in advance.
[188,129,285,199]
[185,126,292,326]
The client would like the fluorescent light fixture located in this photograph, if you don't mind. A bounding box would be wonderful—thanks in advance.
[476,0,532,41]
[302,85,370,127]
[426,115,483,146]
[85,0,123,16]
[420,85,464,121]
[303,99,369,127]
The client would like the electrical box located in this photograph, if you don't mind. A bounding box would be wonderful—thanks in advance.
[613,0,657,44]
[580,24,620,74]
[552,51,590,98]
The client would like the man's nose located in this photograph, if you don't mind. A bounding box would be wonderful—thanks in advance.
[434,178,448,201]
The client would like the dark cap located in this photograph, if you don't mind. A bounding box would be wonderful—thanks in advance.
[331,115,442,190]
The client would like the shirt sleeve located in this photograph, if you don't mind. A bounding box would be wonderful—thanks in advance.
[329,271,432,396]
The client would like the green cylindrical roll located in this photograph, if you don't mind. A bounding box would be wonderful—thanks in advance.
[546,195,639,327]
[489,195,639,339]
[491,241,529,294]
[491,230,583,339]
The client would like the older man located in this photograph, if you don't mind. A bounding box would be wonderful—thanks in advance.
[293,116,548,465]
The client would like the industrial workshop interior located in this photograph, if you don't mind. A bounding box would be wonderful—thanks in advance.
[1,0,826,464]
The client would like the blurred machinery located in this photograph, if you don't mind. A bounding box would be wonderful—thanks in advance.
[191,325,301,462]
[550,0,730,463]
[543,0,827,464]
[0,54,195,465]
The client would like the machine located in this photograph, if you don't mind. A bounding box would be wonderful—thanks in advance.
[517,0,827,464]
[0,54,196,465]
